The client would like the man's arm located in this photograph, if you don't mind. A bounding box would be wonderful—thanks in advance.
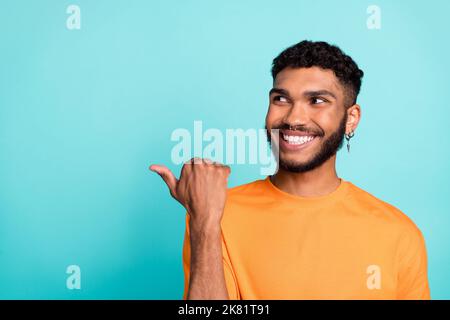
[396,226,431,299]
[187,220,229,299]
[150,158,232,300]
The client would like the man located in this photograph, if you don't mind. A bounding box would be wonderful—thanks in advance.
[150,40,430,300]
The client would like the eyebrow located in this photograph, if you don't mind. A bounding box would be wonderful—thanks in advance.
[269,87,337,100]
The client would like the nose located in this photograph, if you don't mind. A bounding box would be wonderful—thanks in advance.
[283,103,310,128]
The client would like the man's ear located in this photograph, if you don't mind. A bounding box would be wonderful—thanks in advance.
[346,104,361,133]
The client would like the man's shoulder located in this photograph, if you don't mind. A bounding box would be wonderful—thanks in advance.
[347,181,423,236]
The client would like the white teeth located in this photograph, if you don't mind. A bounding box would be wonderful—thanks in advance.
[282,134,315,145]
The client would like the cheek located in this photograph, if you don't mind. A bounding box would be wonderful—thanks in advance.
[315,110,343,133]
[266,105,285,125]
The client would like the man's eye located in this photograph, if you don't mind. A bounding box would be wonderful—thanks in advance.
[311,97,326,104]
[274,95,288,103]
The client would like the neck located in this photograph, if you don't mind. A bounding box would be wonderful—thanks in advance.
[270,155,341,197]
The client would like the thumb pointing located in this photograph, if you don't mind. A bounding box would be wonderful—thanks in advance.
[149,164,178,198]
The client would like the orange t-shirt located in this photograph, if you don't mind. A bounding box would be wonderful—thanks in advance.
[182,177,430,300]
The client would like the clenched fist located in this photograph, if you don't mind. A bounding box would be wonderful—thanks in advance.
[149,158,231,231]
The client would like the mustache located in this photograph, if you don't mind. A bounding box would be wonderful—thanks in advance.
[268,123,324,137]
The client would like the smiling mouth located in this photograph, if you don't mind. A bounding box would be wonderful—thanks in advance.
[279,129,319,146]
[282,134,316,145]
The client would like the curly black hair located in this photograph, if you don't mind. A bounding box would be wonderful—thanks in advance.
[271,40,364,107]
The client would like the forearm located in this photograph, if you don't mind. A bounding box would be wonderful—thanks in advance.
[187,221,229,300]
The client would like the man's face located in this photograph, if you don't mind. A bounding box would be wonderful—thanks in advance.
[265,66,349,173]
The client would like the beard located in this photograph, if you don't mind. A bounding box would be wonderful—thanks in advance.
[266,113,347,173]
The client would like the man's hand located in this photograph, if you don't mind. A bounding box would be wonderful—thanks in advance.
[149,158,231,231]
[149,158,232,299]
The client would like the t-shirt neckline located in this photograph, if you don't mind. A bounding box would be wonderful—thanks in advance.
[264,175,350,208]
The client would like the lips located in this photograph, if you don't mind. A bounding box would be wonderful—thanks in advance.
[280,129,319,137]
[278,129,319,150]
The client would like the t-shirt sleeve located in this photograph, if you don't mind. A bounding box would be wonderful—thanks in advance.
[182,213,240,300]
[396,226,431,300]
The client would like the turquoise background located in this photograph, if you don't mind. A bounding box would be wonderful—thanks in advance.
[0,0,449,299]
